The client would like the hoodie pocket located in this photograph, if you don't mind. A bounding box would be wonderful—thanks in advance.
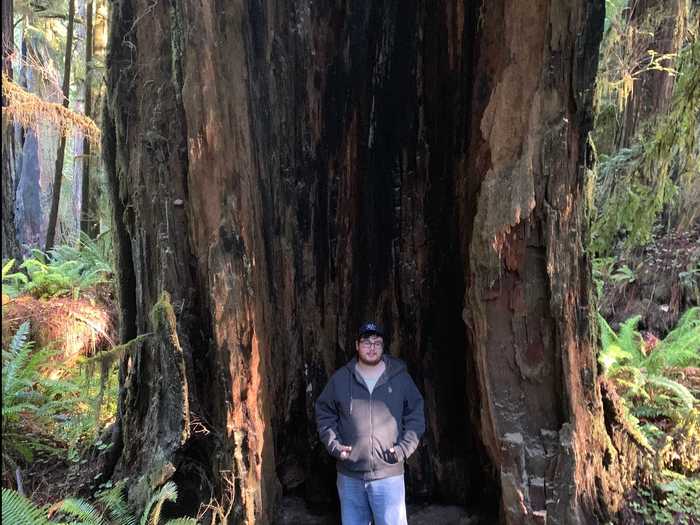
[372,435,400,466]
[344,435,371,472]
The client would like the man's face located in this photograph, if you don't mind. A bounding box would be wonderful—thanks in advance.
[356,334,384,366]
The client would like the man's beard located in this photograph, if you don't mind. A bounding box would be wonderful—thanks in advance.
[358,352,382,366]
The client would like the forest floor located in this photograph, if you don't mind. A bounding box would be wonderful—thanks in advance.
[278,496,487,524]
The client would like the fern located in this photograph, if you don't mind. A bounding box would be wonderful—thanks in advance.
[96,482,137,525]
[646,376,696,411]
[2,323,83,476]
[8,239,114,299]
[2,258,29,297]
[49,497,107,525]
[2,488,49,525]
[597,314,637,372]
[599,311,699,428]
[617,315,644,363]
[655,307,700,367]
[1,481,197,525]
[141,482,178,525]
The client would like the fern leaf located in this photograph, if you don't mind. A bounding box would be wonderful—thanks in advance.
[163,519,198,525]
[49,497,106,525]
[617,315,644,364]
[96,480,137,525]
[141,482,178,525]
[2,258,16,278]
[598,313,619,350]
[2,488,48,525]
[3,322,34,399]
[646,374,696,410]
[655,307,700,367]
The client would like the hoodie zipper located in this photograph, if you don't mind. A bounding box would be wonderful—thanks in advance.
[369,388,373,475]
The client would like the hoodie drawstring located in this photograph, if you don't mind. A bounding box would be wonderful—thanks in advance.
[349,371,353,413]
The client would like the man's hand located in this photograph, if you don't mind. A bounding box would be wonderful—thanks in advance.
[338,444,352,460]
[388,447,399,463]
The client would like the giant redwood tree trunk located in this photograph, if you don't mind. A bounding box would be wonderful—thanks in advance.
[104,0,645,523]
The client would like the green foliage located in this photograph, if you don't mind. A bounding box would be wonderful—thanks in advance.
[630,474,700,524]
[598,310,699,441]
[51,497,108,525]
[592,19,700,256]
[652,307,700,369]
[2,259,29,295]
[2,488,49,525]
[2,236,113,299]
[1,481,197,525]
[140,482,178,525]
[2,322,83,474]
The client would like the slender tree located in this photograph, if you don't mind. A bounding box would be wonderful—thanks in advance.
[80,0,98,238]
[45,0,76,252]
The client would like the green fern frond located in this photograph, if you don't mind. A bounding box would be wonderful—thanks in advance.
[598,314,619,350]
[96,480,137,525]
[646,375,696,410]
[655,307,700,367]
[2,258,16,278]
[141,482,178,525]
[1,488,49,525]
[617,315,644,363]
[3,322,34,399]
[163,519,198,525]
[51,497,106,525]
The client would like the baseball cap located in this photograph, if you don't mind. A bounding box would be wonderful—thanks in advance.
[358,322,384,339]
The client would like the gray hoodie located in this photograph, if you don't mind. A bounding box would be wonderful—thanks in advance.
[315,355,425,481]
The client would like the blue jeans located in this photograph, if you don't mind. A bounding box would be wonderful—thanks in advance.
[336,473,407,525]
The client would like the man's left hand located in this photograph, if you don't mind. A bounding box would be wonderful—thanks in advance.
[388,447,399,463]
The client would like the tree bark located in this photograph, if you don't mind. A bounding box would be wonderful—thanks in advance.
[45,0,76,252]
[2,0,21,261]
[104,0,645,523]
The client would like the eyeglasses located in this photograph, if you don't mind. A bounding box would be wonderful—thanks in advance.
[360,340,384,349]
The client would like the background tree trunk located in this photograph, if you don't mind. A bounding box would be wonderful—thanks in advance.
[104,0,644,522]
[80,0,99,238]
[45,0,76,252]
[618,0,686,148]
[2,0,21,261]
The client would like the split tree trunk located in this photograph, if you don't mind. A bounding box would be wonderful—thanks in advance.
[104,1,645,523]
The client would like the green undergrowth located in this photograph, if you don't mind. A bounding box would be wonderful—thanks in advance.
[591,9,699,258]
[599,308,700,523]
[2,234,113,300]
[2,480,197,525]
[1,321,120,481]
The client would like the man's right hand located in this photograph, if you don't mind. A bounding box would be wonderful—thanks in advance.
[338,444,352,460]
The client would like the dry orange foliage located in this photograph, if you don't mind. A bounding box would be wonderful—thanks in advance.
[2,295,116,377]
[1,73,101,145]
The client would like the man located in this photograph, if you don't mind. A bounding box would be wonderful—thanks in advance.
[315,322,425,525]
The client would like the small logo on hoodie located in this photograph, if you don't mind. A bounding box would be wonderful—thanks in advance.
[388,386,392,394]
